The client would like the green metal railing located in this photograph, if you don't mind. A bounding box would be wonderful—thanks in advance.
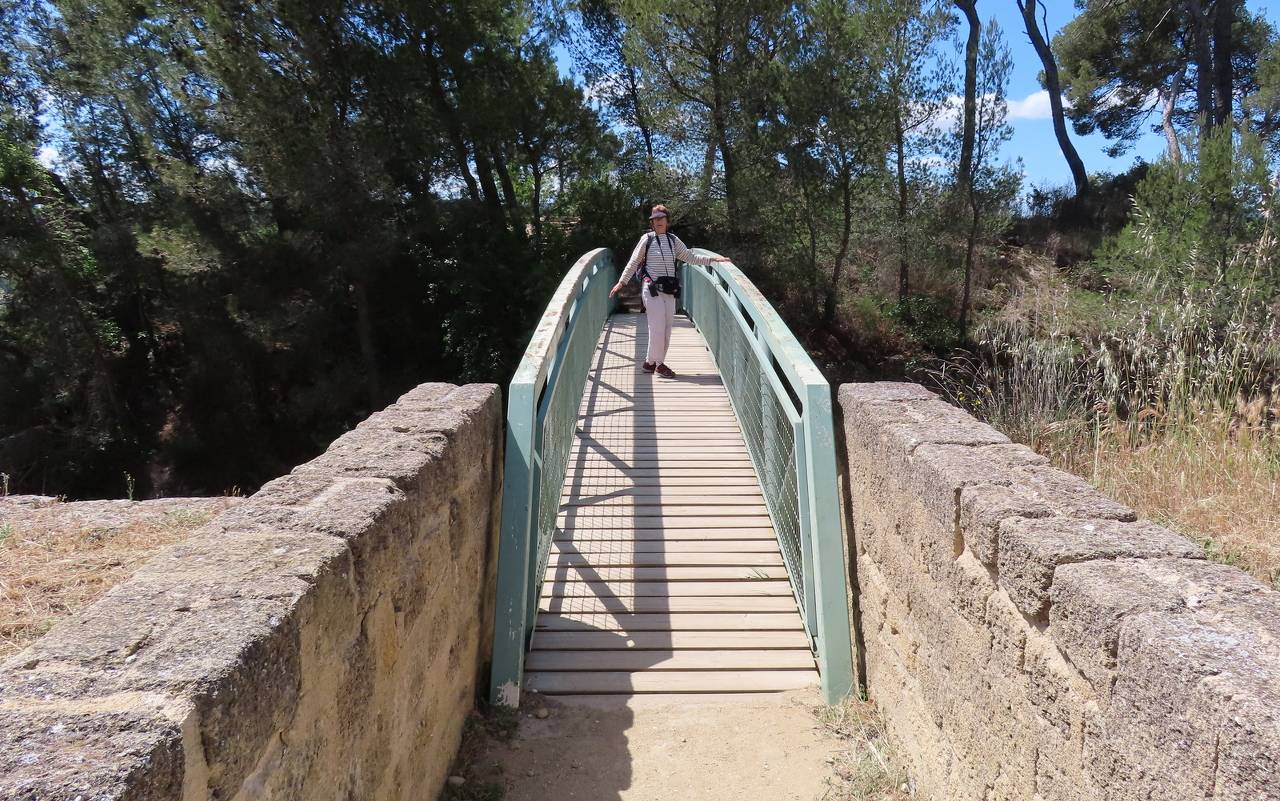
[489,248,617,707]
[682,252,855,704]
[489,246,853,707]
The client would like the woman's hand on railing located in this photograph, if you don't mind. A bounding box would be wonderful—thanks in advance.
[711,256,731,263]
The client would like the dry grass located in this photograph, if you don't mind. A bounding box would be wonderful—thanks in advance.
[815,694,911,801]
[921,247,1280,589]
[1045,418,1280,588]
[0,497,236,659]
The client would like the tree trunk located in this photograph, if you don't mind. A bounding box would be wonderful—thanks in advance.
[959,193,979,339]
[894,100,910,303]
[352,276,381,410]
[824,167,853,326]
[625,66,655,174]
[700,138,717,201]
[709,63,740,235]
[1162,67,1186,165]
[491,145,519,216]
[424,52,481,203]
[1018,0,1088,196]
[953,0,980,192]
[471,144,505,220]
[531,168,543,242]
[1184,0,1216,134]
[1212,0,1233,128]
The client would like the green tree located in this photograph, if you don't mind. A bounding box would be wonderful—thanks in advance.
[1056,0,1273,161]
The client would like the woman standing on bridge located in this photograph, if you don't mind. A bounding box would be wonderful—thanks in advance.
[609,204,730,378]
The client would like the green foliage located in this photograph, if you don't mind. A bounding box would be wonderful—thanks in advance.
[888,296,962,353]
[0,0,627,498]
[10,0,1265,501]
[1096,127,1277,286]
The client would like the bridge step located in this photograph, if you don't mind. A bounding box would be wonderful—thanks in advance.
[542,580,794,598]
[545,566,790,582]
[538,595,797,613]
[530,314,818,697]
[548,551,783,567]
[553,539,780,553]
[526,649,814,671]
[553,528,777,541]
[531,630,810,650]
[526,670,818,695]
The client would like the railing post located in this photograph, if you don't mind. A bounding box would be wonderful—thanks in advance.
[803,384,855,704]
[793,422,818,639]
[489,384,537,707]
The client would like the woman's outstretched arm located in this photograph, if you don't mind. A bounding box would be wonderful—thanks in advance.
[671,235,730,266]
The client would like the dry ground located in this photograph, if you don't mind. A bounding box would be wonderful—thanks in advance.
[446,690,909,801]
[0,494,239,659]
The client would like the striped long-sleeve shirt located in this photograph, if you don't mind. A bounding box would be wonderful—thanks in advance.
[619,232,716,285]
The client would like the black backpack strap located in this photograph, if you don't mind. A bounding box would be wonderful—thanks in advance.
[638,231,655,282]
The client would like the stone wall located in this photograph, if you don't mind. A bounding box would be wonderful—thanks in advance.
[838,382,1280,801]
[0,382,503,801]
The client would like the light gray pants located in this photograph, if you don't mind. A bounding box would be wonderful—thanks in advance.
[641,285,676,364]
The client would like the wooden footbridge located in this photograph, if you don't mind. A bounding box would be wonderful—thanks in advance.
[490,249,853,705]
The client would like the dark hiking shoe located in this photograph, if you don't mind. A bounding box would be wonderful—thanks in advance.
[656,363,676,379]
[642,361,656,373]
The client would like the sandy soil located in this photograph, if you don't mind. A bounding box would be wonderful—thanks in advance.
[465,690,849,801]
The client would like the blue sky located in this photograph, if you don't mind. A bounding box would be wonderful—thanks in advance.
[554,2,1279,189]
[997,0,1277,188]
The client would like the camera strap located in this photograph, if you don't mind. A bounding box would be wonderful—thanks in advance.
[638,232,676,285]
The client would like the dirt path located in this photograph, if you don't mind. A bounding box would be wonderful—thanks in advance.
[459,690,856,801]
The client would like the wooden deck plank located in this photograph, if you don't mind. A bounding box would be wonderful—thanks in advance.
[526,670,818,694]
[541,580,795,598]
[535,612,803,631]
[552,528,778,541]
[525,649,814,672]
[530,630,811,650]
[560,494,766,505]
[548,551,783,568]
[538,595,797,614]
[530,314,813,698]
[545,566,788,582]
[552,539,780,553]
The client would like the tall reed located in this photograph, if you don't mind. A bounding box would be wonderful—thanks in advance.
[917,233,1280,585]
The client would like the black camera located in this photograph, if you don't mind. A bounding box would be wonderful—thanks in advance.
[652,276,680,298]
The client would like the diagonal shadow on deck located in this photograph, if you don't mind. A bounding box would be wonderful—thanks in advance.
[527,313,817,699]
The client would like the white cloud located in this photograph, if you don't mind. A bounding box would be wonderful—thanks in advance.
[929,90,1070,129]
[1006,90,1054,121]
[37,146,59,168]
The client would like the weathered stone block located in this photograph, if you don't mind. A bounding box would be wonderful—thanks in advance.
[1009,464,1137,522]
[959,482,1054,568]
[838,381,1280,801]
[1090,606,1280,800]
[997,518,1203,619]
[0,382,503,801]
[1046,557,1263,698]
[985,588,1030,678]
[0,705,185,801]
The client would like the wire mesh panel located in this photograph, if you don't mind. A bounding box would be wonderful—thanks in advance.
[705,293,806,623]
[490,249,616,707]
[526,274,614,630]
[682,257,854,704]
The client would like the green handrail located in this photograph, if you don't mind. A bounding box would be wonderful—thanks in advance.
[489,248,617,708]
[681,253,855,704]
